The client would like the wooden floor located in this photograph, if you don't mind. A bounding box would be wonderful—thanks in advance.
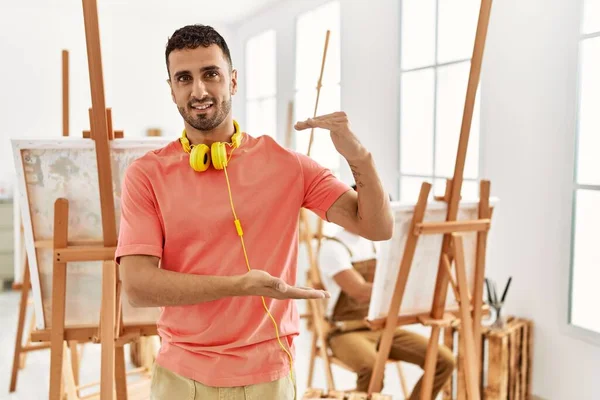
[0,289,408,400]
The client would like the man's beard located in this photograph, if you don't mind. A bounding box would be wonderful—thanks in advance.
[179,96,232,132]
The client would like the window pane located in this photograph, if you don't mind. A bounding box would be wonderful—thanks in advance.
[295,85,341,171]
[400,176,433,203]
[246,97,276,138]
[434,178,479,200]
[435,61,480,179]
[296,1,341,90]
[400,68,434,176]
[583,0,600,34]
[571,189,600,333]
[576,37,600,185]
[437,0,480,64]
[246,30,276,99]
[401,0,436,70]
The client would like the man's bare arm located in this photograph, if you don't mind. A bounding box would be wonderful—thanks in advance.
[120,255,329,308]
[295,112,393,241]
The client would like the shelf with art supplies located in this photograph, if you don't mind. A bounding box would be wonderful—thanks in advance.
[11,1,168,399]
[442,276,533,400]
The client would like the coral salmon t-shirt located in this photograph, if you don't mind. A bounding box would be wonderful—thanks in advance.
[115,132,350,387]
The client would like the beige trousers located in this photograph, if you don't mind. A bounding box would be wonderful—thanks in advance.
[328,328,455,400]
[150,363,296,400]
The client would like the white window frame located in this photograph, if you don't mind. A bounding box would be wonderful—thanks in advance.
[245,29,277,139]
[397,0,483,201]
[565,1,600,346]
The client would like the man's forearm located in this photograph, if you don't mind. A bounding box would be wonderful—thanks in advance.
[125,261,243,307]
[348,151,394,240]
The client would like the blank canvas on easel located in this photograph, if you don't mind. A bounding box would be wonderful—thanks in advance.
[368,198,497,323]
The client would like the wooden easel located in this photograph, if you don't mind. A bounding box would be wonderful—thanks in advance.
[9,48,81,394]
[10,42,130,397]
[366,1,494,399]
[15,1,157,399]
[297,30,409,397]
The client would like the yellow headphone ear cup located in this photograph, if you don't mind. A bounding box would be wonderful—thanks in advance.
[190,144,211,172]
[211,142,228,170]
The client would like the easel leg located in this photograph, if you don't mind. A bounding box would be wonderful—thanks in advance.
[420,327,441,400]
[62,342,79,400]
[100,260,116,399]
[50,199,69,400]
[68,341,80,389]
[309,299,335,390]
[20,309,36,369]
[307,332,318,388]
[472,180,491,388]
[9,260,30,392]
[115,344,128,400]
[395,362,410,399]
[453,235,480,400]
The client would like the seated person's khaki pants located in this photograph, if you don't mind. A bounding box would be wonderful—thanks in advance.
[328,327,455,399]
[150,363,296,400]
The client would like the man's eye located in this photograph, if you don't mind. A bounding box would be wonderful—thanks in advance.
[178,75,191,82]
[206,71,219,78]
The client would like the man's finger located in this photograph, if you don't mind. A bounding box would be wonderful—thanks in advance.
[294,119,335,131]
[311,111,346,120]
[285,287,330,299]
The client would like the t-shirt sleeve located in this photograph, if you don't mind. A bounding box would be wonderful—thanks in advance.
[318,240,353,283]
[296,152,351,221]
[115,163,164,264]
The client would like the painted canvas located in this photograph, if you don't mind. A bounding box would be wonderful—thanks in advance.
[12,138,171,330]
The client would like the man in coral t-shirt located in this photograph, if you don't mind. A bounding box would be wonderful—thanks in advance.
[116,24,393,400]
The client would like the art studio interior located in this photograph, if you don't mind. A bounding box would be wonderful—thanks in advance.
[0,0,598,399]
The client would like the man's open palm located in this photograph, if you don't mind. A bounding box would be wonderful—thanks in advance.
[241,270,330,300]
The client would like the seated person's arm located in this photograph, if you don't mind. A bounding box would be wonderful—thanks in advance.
[333,269,372,304]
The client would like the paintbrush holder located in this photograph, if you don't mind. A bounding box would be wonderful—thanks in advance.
[490,305,507,330]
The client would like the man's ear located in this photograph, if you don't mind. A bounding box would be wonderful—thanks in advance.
[230,69,238,96]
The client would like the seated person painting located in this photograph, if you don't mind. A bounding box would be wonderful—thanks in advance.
[317,185,455,400]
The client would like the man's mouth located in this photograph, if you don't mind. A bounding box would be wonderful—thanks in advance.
[191,103,213,111]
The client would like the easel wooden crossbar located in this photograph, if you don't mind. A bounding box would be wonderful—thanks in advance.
[366,1,495,399]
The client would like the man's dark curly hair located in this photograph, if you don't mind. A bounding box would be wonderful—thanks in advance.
[165,24,233,78]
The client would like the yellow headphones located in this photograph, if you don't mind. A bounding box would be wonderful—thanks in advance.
[179,119,243,171]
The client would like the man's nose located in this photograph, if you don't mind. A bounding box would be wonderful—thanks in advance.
[192,80,208,99]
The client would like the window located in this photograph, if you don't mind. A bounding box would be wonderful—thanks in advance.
[398,0,482,201]
[569,0,600,335]
[245,30,276,138]
[295,1,341,174]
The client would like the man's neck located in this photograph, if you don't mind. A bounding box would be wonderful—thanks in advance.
[184,117,235,147]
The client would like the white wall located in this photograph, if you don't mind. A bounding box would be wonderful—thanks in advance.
[233,0,598,398]
[0,1,232,188]
[232,0,400,196]
[481,0,600,399]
